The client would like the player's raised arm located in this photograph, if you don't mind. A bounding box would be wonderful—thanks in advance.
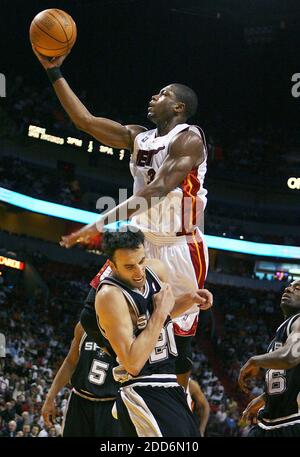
[32,46,146,151]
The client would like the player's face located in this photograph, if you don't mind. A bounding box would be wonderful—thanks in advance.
[111,245,147,289]
[147,85,179,123]
[281,280,300,310]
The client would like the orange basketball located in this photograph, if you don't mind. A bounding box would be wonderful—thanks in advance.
[29,9,77,57]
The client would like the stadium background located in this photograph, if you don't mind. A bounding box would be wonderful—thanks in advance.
[0,0,300,437]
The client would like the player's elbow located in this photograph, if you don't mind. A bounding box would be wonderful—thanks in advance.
[122,357,143,377]
[285,353,300,369]
[75,114,93,133]
[124,363,141,377]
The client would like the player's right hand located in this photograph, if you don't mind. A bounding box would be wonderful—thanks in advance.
[153,283,175,316]
[241,394,265,424]
[41,397,57,427]
[32,44,70,70]
[238,358,260,394]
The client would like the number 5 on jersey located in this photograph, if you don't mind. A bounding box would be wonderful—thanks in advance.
[88,359,109,385]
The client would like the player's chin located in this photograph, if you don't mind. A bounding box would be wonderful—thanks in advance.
[147,111,157,123]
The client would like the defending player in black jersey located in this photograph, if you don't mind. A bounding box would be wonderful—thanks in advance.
[95,227,213,437]
[42,322,120,437]
[238,280,300,437]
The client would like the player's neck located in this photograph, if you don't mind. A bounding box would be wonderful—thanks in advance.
[156,118,184,137]
[283,308,299,319]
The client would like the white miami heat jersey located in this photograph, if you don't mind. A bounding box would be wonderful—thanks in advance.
[130,123,208,236]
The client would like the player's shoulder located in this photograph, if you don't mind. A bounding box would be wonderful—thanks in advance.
[171,125,203,152]
[96,283,126,304]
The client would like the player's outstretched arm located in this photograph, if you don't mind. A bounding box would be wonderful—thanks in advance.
[32,46,145,150]
[41,322,83,426]
[239,317,300,393]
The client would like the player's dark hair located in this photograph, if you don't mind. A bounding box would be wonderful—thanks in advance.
[102,227,145,261]
[171,83,198,119]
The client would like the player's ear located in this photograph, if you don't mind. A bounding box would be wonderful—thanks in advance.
[108,259,116,272]
[174,101,185,114]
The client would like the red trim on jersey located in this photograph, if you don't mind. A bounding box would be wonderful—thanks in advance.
[187,232,207,288]
[178,167,201,235]
[90,260,110,289]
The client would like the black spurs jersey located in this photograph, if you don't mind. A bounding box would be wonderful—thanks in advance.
[71,332,119,400]
[97,266,178,377]
[258,313,300,429]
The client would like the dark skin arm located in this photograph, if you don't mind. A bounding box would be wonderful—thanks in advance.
[189,379,210,437]
[41,322,83,427]
[241,393,265,425]
[238,317,300,394]
[60,130,204,247]
[32,46,146,150]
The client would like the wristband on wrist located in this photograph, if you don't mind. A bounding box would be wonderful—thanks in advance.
[46,67,63,84]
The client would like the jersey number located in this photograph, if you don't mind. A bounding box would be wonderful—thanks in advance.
[149,321,178,363]
[88,359,109,385]
[266,369,287,395]
[147,168,156,184]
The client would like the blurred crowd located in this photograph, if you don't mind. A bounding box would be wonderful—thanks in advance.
[0,256,96,437]
[1,250,284,437]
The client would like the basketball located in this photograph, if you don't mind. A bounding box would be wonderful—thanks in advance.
[29,9,77,57]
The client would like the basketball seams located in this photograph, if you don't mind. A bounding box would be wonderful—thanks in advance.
[32,19,66,45]
[47,10,71,49]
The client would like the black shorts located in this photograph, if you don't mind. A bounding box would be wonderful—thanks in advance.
[248,424,300,437]
[63,391,121,437]
[174,335,193,374]
[116,384,200,437]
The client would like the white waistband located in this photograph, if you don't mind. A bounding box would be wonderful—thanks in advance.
[143,228,204,247]
[144,231,188,246]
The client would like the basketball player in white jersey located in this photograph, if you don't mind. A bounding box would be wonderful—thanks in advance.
[32,47,210,390]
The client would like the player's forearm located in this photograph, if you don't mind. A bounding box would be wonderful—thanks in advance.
[170,293,196,319]
[250,347,300,370]
[123,310,168,376]
[52,78,92,131]
[52,78,131,148]
[46,359,76,400]
[98,189,165,226]
[199,405,210,436]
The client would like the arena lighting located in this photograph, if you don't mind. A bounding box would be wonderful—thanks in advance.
[1,186,300,259]
[0,255,25,270]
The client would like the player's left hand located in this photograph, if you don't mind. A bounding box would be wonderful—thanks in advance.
[241,394,265,424]
[238,358,260,394]
[41,397,57,427]
[194,289,213,310]
[60,222,102,248]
